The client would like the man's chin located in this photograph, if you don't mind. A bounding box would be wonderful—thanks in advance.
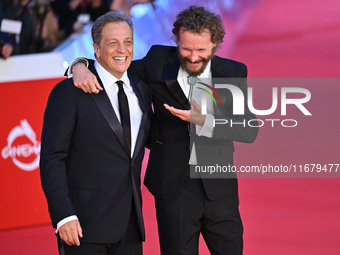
[181,63,199,75]
[186,67,204,76]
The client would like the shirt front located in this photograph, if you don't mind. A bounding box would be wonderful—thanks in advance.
[177,61,215,165]
[95,61,143,158]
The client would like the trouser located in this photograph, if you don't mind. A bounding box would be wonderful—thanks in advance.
[57,202,142,255]
[155,177,243,255]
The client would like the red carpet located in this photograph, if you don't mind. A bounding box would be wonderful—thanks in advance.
[230,0,340,254]
[1,0,340,254]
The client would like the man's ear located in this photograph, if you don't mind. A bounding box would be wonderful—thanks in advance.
[93,43,100,59]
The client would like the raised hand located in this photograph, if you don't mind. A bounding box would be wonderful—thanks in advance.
[164,100,205,126]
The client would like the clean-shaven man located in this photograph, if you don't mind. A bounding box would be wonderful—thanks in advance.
[40,11,152,255]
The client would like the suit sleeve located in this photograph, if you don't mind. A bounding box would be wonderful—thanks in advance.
[129,59,149,84]
[129,45,168,84]
[40,80,77,228]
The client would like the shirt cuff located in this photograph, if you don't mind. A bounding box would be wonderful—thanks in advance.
[67,58,89,78]
[197,113,214,138]
[56,215,78,233]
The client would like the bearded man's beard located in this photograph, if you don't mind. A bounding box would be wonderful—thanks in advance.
[179,52,214,76]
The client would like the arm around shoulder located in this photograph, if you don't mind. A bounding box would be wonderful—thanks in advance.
[64,58,101,93]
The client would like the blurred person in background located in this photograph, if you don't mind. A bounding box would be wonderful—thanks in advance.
[0,1,15,59]
[3,0,35,54]
[0,32,14,59]
[33,0,60,52]
[110,0,155,17]
[50,0,111,37]
[2,0,60,54]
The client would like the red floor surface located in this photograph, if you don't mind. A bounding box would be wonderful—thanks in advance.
[230,0,340,254]
[1,0,340,254]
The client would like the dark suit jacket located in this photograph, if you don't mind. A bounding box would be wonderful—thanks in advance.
[40,65,152,243]
[129,45,258,201]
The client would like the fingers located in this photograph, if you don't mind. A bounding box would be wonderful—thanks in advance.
[74,81,89,93]
[163,103,171,110]
[2,45,13,59]
[74,76,102,94]
[73,63,103,94]
[164,104,190,121]
[59,220,82,246]
[164,102,205,125]
[190,100,201,111]
[189,100,205,125]
[164,104,181,116]
[77,221,83,239]
[91,76,102,94]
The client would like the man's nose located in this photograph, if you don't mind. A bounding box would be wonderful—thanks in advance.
[188,51,199,62]
[117,43,126,53]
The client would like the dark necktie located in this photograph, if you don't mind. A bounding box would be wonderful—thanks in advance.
[116,80,131,152]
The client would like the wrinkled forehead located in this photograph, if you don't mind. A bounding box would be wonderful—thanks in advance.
[179,27,212,39]
[101,21,133,39]
[178,28,214,48]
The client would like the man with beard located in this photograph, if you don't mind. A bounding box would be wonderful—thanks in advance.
[68,6,258,255]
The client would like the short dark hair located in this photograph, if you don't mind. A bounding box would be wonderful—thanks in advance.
[172,6,225,50]
[91,11,133,46]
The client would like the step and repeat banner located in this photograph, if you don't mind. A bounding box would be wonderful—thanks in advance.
[0,52,65,230]
[0,77,63,230]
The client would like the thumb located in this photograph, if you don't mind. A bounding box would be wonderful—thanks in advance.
[163,103,172,109]
[190,100,201,111]
[93,76,103,92]
[77,221,83,238]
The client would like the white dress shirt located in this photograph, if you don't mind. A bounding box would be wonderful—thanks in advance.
[177,61,215,165]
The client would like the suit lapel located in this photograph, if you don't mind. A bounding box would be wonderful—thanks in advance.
[211,56,232,115]
[89,65,130,155]
[163,51,189,109]
[128,73,146,112]
[128,73,148,161]
[211,56,227,79]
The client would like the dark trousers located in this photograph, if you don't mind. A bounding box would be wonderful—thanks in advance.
[57,203,142,255]
[155,177,243,255]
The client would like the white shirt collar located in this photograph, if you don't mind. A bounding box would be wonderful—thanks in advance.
[94,60,130,90]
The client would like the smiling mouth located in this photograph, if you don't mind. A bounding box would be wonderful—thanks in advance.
[113,56,128,62]
[187,61,202,68]
[187,59,202,64]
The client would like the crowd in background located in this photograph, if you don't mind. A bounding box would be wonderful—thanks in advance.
[0,0,155,59]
